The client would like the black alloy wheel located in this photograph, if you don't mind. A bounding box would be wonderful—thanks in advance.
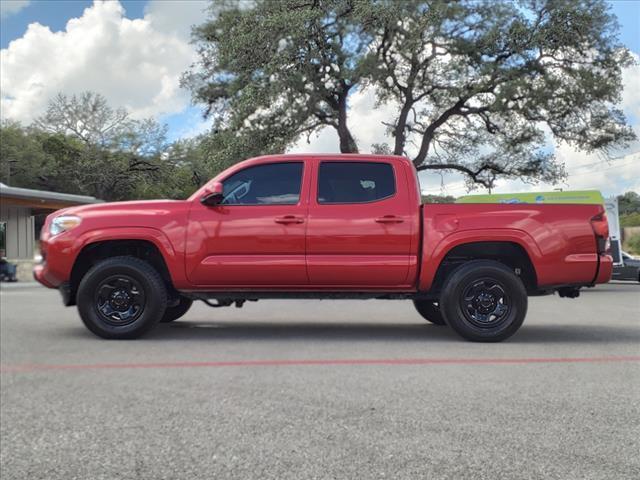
[94,274,146,326]
[440,260,527,342]
[460,278,511,329]
[77,256,167,339]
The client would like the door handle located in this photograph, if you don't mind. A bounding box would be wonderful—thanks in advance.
[375,215,404,224]
[274,215,304,224]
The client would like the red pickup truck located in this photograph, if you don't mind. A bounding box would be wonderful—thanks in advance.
[34,154,612,341]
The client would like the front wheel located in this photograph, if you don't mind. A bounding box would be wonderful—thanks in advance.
[76,256,167,339]
[440,260,527,342]
[413,300,445,325]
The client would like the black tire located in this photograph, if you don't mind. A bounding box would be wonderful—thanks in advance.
[413,300,446,325]
[76,256,167,339]
[440,260,527,342]
[161,297,193,323]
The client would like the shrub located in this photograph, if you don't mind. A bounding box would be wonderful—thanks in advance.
[620,212,640,227]
[625,234,640,255]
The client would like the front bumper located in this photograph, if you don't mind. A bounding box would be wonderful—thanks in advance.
[33,264,75,305]
[33,263,56,288]
[33,253,73,289]
[33,228,77,289]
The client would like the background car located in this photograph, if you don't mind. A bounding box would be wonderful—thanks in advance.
[612,251,640,282]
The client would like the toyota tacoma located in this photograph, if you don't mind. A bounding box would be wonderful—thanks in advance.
[34,154,612,341]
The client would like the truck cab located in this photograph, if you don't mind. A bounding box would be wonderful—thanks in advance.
[186,155,419,289]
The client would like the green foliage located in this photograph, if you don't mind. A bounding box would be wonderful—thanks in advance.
[620,213,640,228]
[0,121,57,188]
[185,0,635,189]
[1,93,216,201]
[625,234,640,255]
[617,191,640,215]
[421,194,457,204]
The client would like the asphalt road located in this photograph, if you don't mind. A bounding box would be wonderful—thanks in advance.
[1,282,639,480]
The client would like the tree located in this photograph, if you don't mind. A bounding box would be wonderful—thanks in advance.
[3,93,221,201]
[142,135,213,200]
[0,120,53,188]
[618,191,640,229]
[185,0,636,189]
[421,194,457,204]
[36,92,168,156]
[34,92,170,200]
[617,191,640,215]
[36,92,130,147]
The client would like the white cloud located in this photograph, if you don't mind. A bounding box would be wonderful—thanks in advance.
[143,0,208,41]
[0,0,30,19]
[0,0,208,124]
[621,53,640,121]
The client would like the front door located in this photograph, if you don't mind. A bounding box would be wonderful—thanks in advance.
[186,161,309,287]
[306,159,415,287]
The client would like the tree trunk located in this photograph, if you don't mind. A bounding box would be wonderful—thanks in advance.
[394,99,413,156]
[337,92,358,153]
[413,129,433,168]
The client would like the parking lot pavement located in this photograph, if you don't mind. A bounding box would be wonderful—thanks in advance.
[1,283,639,480]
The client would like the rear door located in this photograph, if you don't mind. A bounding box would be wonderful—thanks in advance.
[306,158,415,287]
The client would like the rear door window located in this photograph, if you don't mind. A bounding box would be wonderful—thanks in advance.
[317,162,395,204]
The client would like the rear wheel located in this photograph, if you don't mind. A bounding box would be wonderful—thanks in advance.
[413,300,445,325]
[77,256,167,339]
[161,297,193,323]
[440,260,527,342]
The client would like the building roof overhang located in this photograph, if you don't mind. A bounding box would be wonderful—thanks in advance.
[0,183,102,211]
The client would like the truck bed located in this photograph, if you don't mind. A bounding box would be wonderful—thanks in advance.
[419,203,612,292]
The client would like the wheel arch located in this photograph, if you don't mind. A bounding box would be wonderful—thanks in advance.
[429,241,538,294]
[68,238,175,306]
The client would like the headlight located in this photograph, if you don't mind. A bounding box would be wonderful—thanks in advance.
[50,215,82,236]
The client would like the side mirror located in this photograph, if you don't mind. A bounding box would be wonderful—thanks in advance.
[200,182,224,206]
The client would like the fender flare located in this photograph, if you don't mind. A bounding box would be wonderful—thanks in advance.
[71,226,185,286]
[419,228,542,291]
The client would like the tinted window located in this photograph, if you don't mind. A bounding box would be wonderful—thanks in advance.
[222,162,303,205]
[318,162,395,204]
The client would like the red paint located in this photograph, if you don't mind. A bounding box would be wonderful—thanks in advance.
[305,157,418,286]
[2,356,639,374]
[34,154,612,293]
[418,203,610,290]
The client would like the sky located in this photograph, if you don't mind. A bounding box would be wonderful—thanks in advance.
[0,0,639,197]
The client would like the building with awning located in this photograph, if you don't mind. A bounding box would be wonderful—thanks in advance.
[0,183,101,267]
